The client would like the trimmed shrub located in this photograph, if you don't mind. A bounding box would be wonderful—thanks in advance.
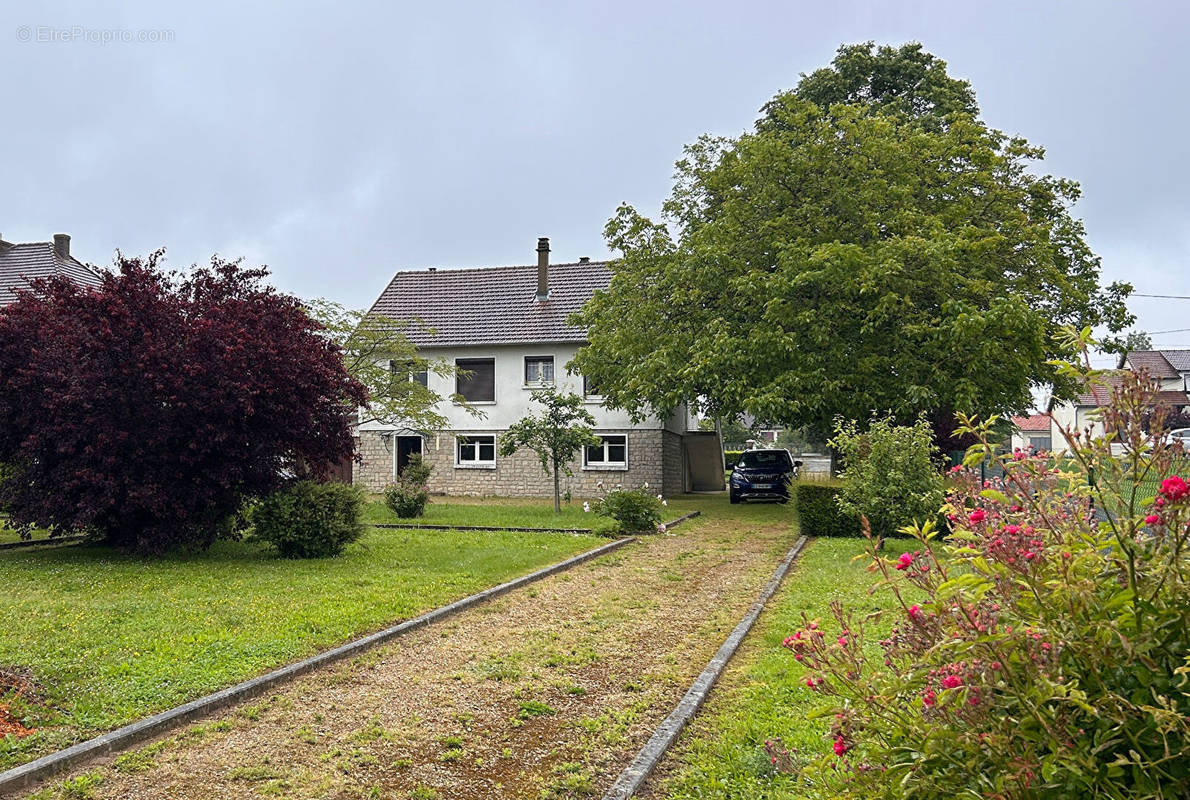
[252,480,365,558]
[384,481,428,519]
[596,487,663,533]
[795,483,859,537]
[724,450,745,470]
[831,415,945,539]
[399,453,433,487]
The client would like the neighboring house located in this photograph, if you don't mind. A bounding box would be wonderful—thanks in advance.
[1010,413,1052,452]
[1046,350,1190,453]
[0,233,102,307]
[354,238,724,497]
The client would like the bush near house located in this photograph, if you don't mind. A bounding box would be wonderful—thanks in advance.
[594,486,663,533]
[724,450,745,470]
[831,415,945,539]
[794,483,859,537]
[252,481,365,558]
[384,453,433,518]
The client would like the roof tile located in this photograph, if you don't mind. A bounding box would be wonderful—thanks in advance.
[367,261,611,346]
[0,240,103,307]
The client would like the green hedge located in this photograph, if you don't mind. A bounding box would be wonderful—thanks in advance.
[724,450,744,470]
[795,483,860,537]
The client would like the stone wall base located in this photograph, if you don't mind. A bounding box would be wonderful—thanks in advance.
[355,429,687,498]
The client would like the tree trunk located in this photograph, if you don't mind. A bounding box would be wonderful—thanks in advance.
[553,456,561,513]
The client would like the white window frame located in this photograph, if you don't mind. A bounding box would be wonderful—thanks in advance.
[583,434,628,471]
[456,434,497,469]
[523,355,555,387]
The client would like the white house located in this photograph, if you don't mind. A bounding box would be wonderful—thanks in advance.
[353,238,724,497]
[1044,350,1190,454]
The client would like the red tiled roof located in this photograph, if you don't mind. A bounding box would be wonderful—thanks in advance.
[1011,414,1051,432]
[0,240,103,307]
[367,260,612,347]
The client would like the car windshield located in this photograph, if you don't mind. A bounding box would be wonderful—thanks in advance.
[737,450,792,469]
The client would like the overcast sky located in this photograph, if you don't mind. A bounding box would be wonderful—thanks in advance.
[3,0,1188,352]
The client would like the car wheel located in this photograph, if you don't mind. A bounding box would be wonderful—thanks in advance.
[729,490,740,504]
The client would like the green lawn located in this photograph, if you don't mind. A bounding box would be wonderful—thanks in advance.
[658,535,915,800]
[362,493,695,529]
[0,523,603,770]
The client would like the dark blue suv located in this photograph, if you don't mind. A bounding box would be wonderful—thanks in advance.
[729,449,800,504]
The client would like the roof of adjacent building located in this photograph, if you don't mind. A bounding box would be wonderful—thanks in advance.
[1070,372,1188,407]
[367,260,612,347]
[0,239,103,307]
[1159,350,1190,372]
[1011,414,1051,432]
[1125,350,1180,379]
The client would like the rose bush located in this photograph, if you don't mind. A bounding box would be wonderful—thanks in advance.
[772,356,1190,799]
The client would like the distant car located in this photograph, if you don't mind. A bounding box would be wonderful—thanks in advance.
[729,449,800,504]
[1168,427,1190,446]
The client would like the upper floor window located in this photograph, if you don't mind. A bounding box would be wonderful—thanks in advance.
[524,355,554,385]
[456,358,495,402]
[390,360,428,387]
[583,374,602,399]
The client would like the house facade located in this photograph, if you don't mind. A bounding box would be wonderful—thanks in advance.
[353,238,723,498]
[0,233,102,307]
[1044,350,1190,453]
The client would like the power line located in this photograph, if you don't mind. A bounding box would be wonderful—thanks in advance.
[1132,293,1190,300]
[1150,327,1190,335]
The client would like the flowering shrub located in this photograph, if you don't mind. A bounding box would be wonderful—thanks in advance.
[252,480,365,558]
[586,482,664,533]
[774,359,1190,798]
[831,414,945,539]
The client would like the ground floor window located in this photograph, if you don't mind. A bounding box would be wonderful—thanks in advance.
[456,434,496,467]
[584,434,628,469]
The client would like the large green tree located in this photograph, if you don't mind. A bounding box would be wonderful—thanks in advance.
[570,43,1133,437]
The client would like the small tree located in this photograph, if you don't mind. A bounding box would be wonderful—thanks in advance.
[305,299,462,430]
[830,415,945,539]
[499,387,598,512]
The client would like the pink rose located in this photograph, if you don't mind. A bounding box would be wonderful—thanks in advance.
[1160,476,1188,501]
[1145,514,1161,525]
[968,508,987,524]
[941,674,962,689]
[895,552,914,571]
[833,736,850,756]
[908,604,922,621]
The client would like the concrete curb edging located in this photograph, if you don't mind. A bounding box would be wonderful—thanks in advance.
[0,536,637,797]
[601,534,809,800]
[372,522,595,534]
[0,536,86,552]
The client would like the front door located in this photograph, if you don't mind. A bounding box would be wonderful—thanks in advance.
[395,436,423,477]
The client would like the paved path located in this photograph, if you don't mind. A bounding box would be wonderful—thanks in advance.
[19,499,796,800]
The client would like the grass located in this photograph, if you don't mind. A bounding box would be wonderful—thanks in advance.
[0,521,603,771]
[658,535,916,800]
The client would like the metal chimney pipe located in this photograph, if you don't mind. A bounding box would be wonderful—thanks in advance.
[536,237,550,300]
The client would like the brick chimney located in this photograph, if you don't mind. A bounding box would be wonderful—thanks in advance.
[53,233,71,258]
[536,237,550,301]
